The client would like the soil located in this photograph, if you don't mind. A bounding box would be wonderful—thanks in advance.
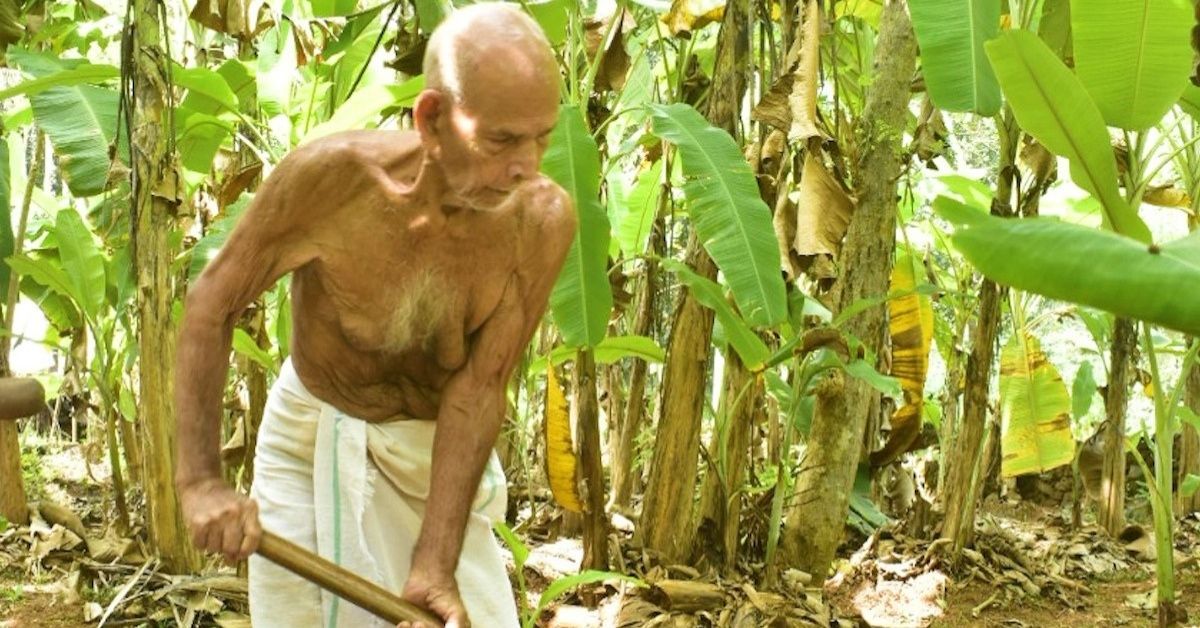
[932,569,1200,628]
[4,442,1200,627]
[0,568,87,628]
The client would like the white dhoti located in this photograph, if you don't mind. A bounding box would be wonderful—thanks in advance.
[248,359,520,628]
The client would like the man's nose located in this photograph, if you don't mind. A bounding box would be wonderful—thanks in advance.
[508,140,540,182]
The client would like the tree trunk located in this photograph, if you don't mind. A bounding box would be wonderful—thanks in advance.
[0,342,28,529]
[939,112,1018,556]
[130,0,197,572]
[1176,353,1200,515]
[0,131,43,526]
[639,0,748,562]
[234,306,268,487]
[610,214,664,510]
[639,237,716,561]
[936,344,965,494]
[694,350,760,572]
[574,350,609,569]
[0,414,25,524]
[105,405,130,531]
[1099,317,1136,534]
[779,0,916,581]
[1178,211,1200,516]
[233,38,266,489]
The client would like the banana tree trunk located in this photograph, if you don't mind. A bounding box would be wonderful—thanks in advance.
[1099,317,1136,535]
[574,350,609,569]
[779,0,917,581]
[940,112,1018,556]
[0,130,43,526]
[1177,359,1200,515]
[234,38,267,489]
[130,0,197,572]
[639,237,716,560]
[610,215,664,510]
[234,306,268,486]
[694,350,761,572]
[639,0,748,563]
[1178,212,1200,516]
[0,341,26,524]
[936,354,964,493]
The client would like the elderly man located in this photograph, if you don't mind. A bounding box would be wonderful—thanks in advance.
[173,4,573,627]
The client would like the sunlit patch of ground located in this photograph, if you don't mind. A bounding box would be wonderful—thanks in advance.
[851,570,948,627]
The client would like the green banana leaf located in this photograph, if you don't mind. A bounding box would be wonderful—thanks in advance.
[648,103,787,328]
[171,70,242,174]
[0,63,118,101]
[908,0,1000,115]
[828,16,876,115]
[985,30,1151,242]
[616,159,663,258]
[1038,0,1072,61]
[1071,360,1097,421]
[936,196,1200,336]
[1071,0,1193,131]
[524,0,572,46]
[176,112,236,174]
[7,254,81,314]
[20,275,81,331]
[328,15,384,110]
[532,335,666,372]
[999,331,1075,477]
[216,59,256,107]
[1184,474,1200,498]
[302,78,424,144]
[187,195,251,281]
[310,0,357,18]
[9,49,122,197]
[174,65,240,117]
[414,0,449,33]
[53,210,107,323]
[544,105,613,348]
[0,142,10,301]
[663,259,771,370]
[233,328,277,373]
[1181,85,1200,121]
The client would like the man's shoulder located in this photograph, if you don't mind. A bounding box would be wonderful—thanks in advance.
[518,177,576,240]
[287,129,422,173]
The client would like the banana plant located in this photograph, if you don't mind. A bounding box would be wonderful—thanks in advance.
[7,207,136,529]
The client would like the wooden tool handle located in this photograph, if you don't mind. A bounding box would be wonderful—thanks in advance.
[0,377,44,422]
[257,530,444,626]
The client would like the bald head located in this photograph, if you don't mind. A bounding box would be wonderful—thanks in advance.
[423,3,558,108]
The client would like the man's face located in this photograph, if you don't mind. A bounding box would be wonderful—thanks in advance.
[433,68,560,211]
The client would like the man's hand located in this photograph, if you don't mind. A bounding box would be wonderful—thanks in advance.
[399,566,467,628]
[179,477,262,564]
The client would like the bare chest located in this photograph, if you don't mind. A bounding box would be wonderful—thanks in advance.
[310,211,520,370]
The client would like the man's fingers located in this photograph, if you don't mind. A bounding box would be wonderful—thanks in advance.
[202,520,225,555]
[238,500,262,558]
[220,508,244,562]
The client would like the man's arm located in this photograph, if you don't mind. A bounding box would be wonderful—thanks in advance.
[174,143,332,560]
[405,183,576,596]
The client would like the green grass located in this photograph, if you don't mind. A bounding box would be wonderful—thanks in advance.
[21,448,45,501]
[0,585,23,604]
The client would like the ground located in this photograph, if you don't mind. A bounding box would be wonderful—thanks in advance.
[3,440,1200,627]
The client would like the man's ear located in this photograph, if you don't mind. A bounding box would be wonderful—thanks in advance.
[413,90,444,150]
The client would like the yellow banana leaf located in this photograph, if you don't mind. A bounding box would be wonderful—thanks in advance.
[544,365,583,513]
[999,331,1075,477]
[873,251,933,466]
[662,0,725,35]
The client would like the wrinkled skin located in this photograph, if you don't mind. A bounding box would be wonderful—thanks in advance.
[174,7,571,627]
